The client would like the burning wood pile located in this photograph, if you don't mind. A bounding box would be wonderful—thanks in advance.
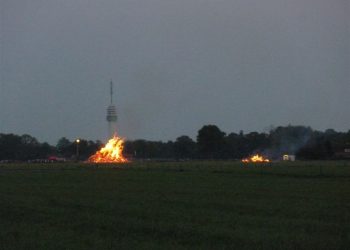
[88,135,128,163]
[241,154,270,163]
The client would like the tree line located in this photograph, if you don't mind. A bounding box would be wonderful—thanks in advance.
[1,125,349,161]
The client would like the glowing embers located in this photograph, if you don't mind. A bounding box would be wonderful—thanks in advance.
[242,154,270,163]
[88,135,128,163]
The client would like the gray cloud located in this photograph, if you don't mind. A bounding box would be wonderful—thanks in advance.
[1,0,349,144]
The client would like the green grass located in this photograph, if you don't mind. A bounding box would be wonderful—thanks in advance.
[0,161,350,249]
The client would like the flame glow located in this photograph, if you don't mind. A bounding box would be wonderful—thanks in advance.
[242,154,270,163]
[88,135,128,163]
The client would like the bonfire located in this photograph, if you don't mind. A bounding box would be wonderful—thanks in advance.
[242,154,270,163]
[88,135,128,163]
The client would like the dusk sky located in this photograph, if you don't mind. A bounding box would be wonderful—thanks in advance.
[1,0,349,144]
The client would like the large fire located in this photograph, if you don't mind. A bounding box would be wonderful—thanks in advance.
[242,154,270,163]
[88,135,128,163]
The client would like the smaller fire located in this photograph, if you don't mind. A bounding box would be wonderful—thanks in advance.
[88,135,128,163]
[242,154,270,163]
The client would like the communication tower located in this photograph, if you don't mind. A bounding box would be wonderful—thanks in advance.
[106,81,117,138]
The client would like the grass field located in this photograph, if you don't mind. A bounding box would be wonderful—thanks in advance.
[1,161,350,249]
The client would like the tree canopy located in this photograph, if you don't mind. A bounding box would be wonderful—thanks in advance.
[1,125,349,161]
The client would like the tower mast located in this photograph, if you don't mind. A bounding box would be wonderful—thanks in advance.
[110,80,113,104]
[106,80,117,138]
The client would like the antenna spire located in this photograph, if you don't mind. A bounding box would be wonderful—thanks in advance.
[110,80,113,104]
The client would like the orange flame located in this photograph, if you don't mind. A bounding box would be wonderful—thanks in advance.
[88,135,128,163]
[242,154,270,163]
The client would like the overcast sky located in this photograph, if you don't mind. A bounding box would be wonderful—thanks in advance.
[1,0,349,144]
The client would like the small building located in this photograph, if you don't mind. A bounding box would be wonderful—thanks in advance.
[335,149,350,159]
[283,154,296,161]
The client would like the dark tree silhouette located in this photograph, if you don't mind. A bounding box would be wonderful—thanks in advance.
[197,125,226,159]
[174,135,196,159]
